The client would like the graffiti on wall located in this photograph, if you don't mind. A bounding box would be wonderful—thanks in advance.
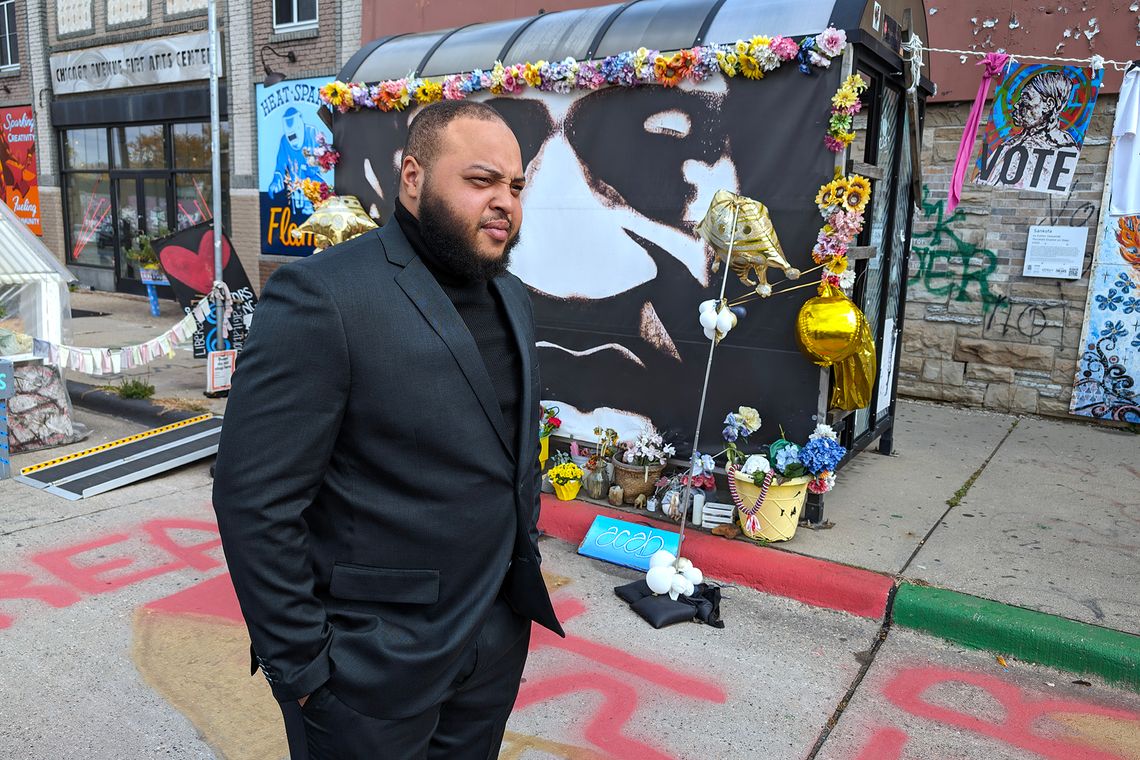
[909,187,1005,312]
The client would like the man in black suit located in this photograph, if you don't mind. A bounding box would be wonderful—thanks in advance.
[212,100,564,759]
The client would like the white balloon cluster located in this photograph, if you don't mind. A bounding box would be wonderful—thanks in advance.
[645,550,704,600]
[698,300,738,343]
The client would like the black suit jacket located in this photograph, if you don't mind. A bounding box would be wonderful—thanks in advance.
[212,221,563,720]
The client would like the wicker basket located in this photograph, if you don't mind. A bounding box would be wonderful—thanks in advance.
[611,457,664,504]
[728,466,810,542]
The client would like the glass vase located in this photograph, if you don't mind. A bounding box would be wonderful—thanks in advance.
[582,465,612,500]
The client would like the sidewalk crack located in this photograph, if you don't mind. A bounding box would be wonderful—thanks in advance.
[897,417,1020,577]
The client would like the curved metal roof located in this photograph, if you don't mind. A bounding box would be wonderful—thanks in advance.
[341,0,930,84]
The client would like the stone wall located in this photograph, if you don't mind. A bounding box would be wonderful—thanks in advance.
[898,97,1114,418]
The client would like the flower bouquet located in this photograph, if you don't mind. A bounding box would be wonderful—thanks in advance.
[580,426,619,499]
[612,427,675,504]
[548,461,584,501]
[726,421,847,542]
[538,405,561,469]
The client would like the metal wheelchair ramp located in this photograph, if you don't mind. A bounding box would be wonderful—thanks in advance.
[16,415,222,500]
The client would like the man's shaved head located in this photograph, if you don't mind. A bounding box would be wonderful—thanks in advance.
[404,100,509,170]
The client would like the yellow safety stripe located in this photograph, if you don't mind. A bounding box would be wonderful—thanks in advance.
[20,414,215,475]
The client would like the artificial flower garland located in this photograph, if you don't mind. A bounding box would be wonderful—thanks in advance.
[825,73,869,152]
[318,28,848,113]
[812,173,872,293]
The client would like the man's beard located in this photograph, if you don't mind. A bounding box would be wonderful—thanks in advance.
[418,187,520,282]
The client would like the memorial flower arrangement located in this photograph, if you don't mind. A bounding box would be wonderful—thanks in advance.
[547,461,583,486]
[681,452,717,491]
[825,73,869,152]
[812,173,872,293]
[318,28,849,114]
[303,133,340,172]
[620,428,676,467]
[539,405,562,438]
[586,426,619,472]
[734,422,847,494]
[719,405,763,467]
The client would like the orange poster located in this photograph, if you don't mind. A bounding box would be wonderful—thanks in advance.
[0,106,41,235]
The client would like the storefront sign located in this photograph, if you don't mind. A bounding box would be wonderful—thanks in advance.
[0,106,41,235]
[49,32,219,95]
[1023,225,1089,279]
[257,77,334,256]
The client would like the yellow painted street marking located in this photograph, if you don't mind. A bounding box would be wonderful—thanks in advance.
[21,415,214,475]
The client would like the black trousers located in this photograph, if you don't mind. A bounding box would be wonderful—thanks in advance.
[279,595,531,760]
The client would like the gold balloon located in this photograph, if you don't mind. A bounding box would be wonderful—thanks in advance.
[795,283,866,365]
[796,283,877,411]
[697,190,800,297]
[292,195,379,252]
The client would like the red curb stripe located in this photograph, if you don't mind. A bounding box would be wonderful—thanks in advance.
[539,495,893,620]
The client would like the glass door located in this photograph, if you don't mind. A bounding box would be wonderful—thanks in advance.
[114,175,170,291]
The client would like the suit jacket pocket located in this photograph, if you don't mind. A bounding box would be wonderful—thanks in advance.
[329,562,440,605]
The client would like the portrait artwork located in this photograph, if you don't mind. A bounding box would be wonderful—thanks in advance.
[974,63,1103,195]
[333,66,839,450]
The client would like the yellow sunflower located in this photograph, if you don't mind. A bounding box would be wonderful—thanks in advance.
[846,176,872,201]
[817,178,848,208]
[842,181,870,214]
[740,54,763,80]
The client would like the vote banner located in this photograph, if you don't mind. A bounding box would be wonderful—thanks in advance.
[974,63,1102,195]
[0,106,41,235]
[257,77,335,256]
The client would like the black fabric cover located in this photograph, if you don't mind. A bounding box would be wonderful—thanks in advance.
[614,579,725,629]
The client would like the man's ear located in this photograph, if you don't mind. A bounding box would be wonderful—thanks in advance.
[401,155,424,202]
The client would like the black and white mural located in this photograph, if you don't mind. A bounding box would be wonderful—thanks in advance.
[333,66,840,453]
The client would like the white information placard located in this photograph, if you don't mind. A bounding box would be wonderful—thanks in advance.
[207,350,236,394]
[1023,225,1089,279]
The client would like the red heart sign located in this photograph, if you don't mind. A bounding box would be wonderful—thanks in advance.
[159,230,232,295]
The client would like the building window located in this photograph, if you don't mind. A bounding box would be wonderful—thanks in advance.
[61,121,230,285]
[0,0,19,69]
[273,0,316,30]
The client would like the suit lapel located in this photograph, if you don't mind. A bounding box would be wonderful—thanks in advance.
[491,276,535,478]
[385,225,513,457]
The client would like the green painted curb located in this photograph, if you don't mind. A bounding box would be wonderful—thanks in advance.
[893,583,1140,692]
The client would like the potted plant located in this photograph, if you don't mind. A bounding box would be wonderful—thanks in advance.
[548,460,584,501]
[538,405,561,469]
[581,426,619,500]
[124,231,168,279]
[721,413,846,542]
[612,427,675,505]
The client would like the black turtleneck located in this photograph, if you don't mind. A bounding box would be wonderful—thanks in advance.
[394,199,522,453]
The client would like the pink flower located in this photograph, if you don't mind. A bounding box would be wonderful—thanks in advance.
[770,36,800,61]
[442,76,465,100]
[830,211,865,242]
[807,476,831,494]
[816,28,848,57]
[809,50,832,68]
[824,134,845,152]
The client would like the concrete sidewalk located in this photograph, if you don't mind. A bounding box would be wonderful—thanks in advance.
[43,289,1140,690]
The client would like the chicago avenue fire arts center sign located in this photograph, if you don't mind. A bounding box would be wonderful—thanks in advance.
[49,32,218,95]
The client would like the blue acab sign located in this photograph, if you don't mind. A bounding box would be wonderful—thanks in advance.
[577,515,681,572]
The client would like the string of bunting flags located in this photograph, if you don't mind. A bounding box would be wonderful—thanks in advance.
[27,284,238,377]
